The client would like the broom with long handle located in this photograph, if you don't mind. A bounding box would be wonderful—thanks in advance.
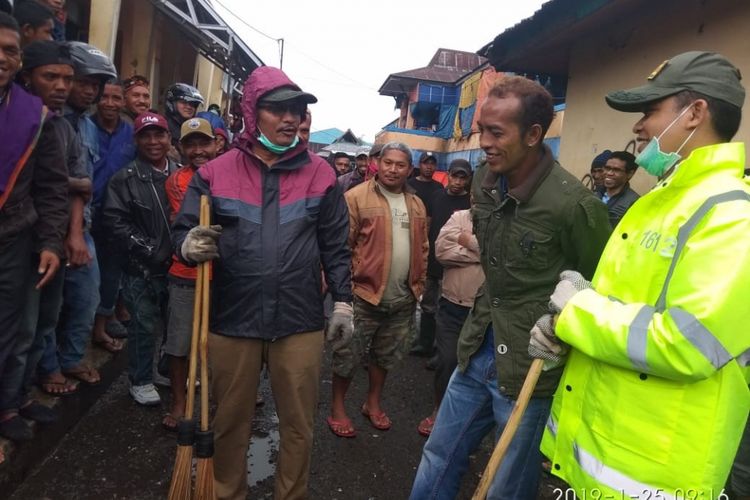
[471,357,545,500]
[194,196,217,500]
[167,196,209,499]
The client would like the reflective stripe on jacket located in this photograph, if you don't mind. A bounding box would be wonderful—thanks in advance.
[543,142,750,498]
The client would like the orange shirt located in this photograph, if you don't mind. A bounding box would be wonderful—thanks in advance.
[166,166,211,281]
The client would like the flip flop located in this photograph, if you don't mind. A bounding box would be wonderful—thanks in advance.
[39,375,78,396]
[93,337,124,353]
[417,416,435,437]
[361,404,392,431]
[326,415,356,438]
[63,365,101,386]
[162,413,181,432]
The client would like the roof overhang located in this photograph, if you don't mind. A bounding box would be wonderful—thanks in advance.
[477,0,647,75]
[379,75,419,97]
[149,0,263,88]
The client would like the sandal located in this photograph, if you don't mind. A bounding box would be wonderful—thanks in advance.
[326,415,356,438]
[63,365,101,386]
[162,413,181,432]
[361,404,392,431]
[93,336,124,353]
[418,415,435,437]
[39,373,78,396]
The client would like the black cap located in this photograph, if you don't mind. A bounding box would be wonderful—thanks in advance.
[606,51,745,112]
[419,151,437,163]
[448,159,472,176]
[259,85,317,104]
[22,40,73,72]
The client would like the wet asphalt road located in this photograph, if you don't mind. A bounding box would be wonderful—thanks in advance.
[8,349,565,500]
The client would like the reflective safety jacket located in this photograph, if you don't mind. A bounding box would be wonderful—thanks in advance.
[542,142,750,499]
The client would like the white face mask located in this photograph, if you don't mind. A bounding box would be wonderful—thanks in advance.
[635,105,698,177]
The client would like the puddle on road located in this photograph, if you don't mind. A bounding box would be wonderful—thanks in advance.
[247,386,280,486]
[247,427,280,485]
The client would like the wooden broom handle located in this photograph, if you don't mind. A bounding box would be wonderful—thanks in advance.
[471,358,545,500]
[199,196,211,431]
[183,196,209,418]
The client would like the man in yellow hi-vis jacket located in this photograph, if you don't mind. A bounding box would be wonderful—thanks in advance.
[531,51,750,499]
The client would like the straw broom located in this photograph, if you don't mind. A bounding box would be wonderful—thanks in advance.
[471,357,545,500]
[194,196,217,500]
[168,195,210,500]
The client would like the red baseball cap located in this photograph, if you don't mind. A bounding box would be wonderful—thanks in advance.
[134,112,169,134]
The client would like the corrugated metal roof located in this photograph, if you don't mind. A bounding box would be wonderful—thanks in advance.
[476,0,645,74]
[379,49,487,96]
[309,128,345,145]
[321,142,371,156]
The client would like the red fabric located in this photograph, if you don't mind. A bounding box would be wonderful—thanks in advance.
[166,166,211,280]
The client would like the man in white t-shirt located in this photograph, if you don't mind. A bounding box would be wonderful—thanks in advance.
[327,142,429,437]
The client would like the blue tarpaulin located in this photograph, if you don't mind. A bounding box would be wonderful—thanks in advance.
[458,103,476,137]
[435,105,457,139]
[418,84,459,105]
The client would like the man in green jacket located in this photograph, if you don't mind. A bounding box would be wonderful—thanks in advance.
[410,76,611,499]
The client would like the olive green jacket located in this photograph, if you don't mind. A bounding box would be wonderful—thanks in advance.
[457,146,611,398]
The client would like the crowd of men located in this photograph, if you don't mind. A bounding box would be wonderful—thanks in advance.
[1,2,750,499]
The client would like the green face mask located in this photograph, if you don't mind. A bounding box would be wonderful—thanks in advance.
[258,131,299,155]
[635,105,697,178]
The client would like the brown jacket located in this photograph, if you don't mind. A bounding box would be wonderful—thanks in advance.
[345,178,428,306]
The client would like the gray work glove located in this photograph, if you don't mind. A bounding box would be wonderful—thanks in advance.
[181,224,222,264]
[528,314,569,368]
[326,302,354,351]
[549,270,592,314]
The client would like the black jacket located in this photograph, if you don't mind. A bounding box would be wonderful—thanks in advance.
[101,157,177,277]
[0,119,68,257]
[600,183,640,228]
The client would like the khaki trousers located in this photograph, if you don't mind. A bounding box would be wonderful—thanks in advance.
[209,330,324,500]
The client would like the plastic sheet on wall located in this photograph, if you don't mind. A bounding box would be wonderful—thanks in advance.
[435,105,458,139]
[458,72,482,108]
[471,68,506,131]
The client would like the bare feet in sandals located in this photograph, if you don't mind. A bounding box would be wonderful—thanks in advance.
[62,364,101,385]
[327,415,356,438]
[162,413,182,432]
[39,372,78,396]
[92,333,124,353]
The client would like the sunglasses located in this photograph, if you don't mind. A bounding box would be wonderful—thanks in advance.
[257,100,307,117]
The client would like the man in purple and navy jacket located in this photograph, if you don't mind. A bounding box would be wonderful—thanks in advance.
[172,66,352,500]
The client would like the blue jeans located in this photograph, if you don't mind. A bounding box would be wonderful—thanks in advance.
[410,333,551,500]
[121,273,168,386]
[0,257,65,412]
[40,232,100,375]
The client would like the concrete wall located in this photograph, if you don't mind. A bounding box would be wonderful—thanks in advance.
[194,55,227,111]
[558,0,750,195]
[91,0,230,114]
[116,0,155,80]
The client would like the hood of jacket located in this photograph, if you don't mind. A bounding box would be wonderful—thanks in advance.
[236,66,308,161]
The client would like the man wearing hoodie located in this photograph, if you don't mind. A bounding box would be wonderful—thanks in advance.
[173,67,352,500]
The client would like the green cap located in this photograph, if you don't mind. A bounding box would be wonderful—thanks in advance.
[605,51,745,112]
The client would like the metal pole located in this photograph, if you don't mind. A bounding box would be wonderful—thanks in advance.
[279,38,284,69]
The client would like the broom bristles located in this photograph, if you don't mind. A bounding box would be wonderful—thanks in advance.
[194,458,216,500]
[167,445,194,500]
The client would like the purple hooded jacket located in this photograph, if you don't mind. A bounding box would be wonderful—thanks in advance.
[172,67,352,340]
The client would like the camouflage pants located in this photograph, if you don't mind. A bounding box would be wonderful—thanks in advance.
[332,294,416,378]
